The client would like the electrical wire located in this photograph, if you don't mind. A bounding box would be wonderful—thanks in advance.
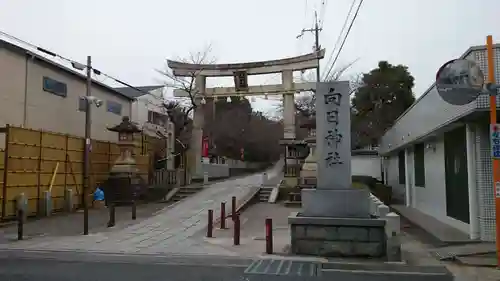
[323,0,364,81]
[321,0,357,81]
[325,0,363,81]
[318,0,328,28]
[0,30,162,100]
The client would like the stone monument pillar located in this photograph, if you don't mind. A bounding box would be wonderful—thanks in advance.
[301,81,370,218]
[289,82,386,258]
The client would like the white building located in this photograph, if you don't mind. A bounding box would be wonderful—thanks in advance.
[380,43,500,242]
[115,85,175,170]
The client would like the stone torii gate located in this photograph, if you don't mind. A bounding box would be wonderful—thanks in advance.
[167,50,325,180]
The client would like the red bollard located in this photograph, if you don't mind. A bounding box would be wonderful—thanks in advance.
[220,202,226,229]
[231,196,236,220]
[207,209,214,238]
[233,213,240,245]
[265,218,273,254]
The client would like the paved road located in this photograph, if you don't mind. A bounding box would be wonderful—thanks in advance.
[0,250,454,281]
[0,255,250,281]
[0,166,281,256]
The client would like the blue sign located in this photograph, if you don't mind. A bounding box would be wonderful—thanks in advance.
[491,124,500,159]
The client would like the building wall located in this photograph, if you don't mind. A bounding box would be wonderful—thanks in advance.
[379,46,500,155]
[0,48,131,144]
[131,89,176,170]
[351,155,382,181]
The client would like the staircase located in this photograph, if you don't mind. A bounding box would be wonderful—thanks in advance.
[258,186,273,202]
[170,185,204,202]
[284,187,302,207]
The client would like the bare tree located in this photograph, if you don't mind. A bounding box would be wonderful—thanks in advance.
[157,45,216,117]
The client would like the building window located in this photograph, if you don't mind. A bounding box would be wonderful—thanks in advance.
[147,110,167,126]
[398,150,405,184]
[414,143,426,187]
[78,97,87,112]
[43,77,67,97]
[107,100,122,115]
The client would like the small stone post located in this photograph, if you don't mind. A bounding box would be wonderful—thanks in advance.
[64,188,74,212]
[261,172,267,186]
[385,212,402,262]
[377,204,390,218]
[203,172,209,185]
[42,190,52,217]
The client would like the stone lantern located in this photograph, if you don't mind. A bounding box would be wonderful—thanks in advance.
[299,116,317,187]
[105,116,144,204]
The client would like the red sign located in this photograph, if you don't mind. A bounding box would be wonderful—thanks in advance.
[202,138,209,157]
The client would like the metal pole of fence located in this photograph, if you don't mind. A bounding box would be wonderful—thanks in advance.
[233,213,240,245]
[265,218,273,254]
[207,209,213,238]
[17,208,23,240]
[132,200,137,220]
[107,203,115,227]
[231,196,236,220]
[220,202,226,229]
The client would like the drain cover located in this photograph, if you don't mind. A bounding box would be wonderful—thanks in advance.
[244,259,320,277]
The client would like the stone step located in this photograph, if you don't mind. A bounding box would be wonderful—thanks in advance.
[284,200,301,207]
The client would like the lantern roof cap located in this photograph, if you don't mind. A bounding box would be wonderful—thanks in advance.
[108,116,142,133]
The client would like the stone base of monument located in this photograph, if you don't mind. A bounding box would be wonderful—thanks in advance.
[289,211,387,258]
[289,188,387,258]
[301,188,370,218]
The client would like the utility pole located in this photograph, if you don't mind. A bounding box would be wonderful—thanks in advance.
[297,11,322,82]
[83,55,92,235]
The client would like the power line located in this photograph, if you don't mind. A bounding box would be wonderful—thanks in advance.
[321,0,357,80]
[318,0,328,28]
[0,30,160,100]
[323,0,364,81]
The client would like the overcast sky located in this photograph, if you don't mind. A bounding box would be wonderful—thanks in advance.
[1,0,500,114]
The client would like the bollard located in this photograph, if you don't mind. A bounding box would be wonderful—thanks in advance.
[17,208,24,241]
[233,213,240,245]
[261,172,267,186]
[132,200,137,220]
[64,188,74,212]
[378,204,390,218]
[387,231,402,262]
[220,202,226,229]
[374,201,382,217]
[203,172,209,185]
[231,196,236,220]
[385,212,401,236]
[42,190,52,217]
[107,203,116,227]
[265,218,273,254]
[207,209,214,238]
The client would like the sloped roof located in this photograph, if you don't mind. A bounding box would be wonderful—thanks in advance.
[0,38,134,101]
[114,85,164,99]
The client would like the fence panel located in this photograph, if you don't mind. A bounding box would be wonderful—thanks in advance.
[0,126,151,220]
[0,127,6,218]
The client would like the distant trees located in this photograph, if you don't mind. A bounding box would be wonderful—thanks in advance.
[351,61,415,147]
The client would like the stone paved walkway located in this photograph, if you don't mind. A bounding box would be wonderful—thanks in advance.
[0,165,281,256]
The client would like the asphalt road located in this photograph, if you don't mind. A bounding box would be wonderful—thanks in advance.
[0,252,251,281]
[0,250,455,281]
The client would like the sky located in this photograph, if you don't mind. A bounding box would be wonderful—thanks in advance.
[1,0,500,116]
